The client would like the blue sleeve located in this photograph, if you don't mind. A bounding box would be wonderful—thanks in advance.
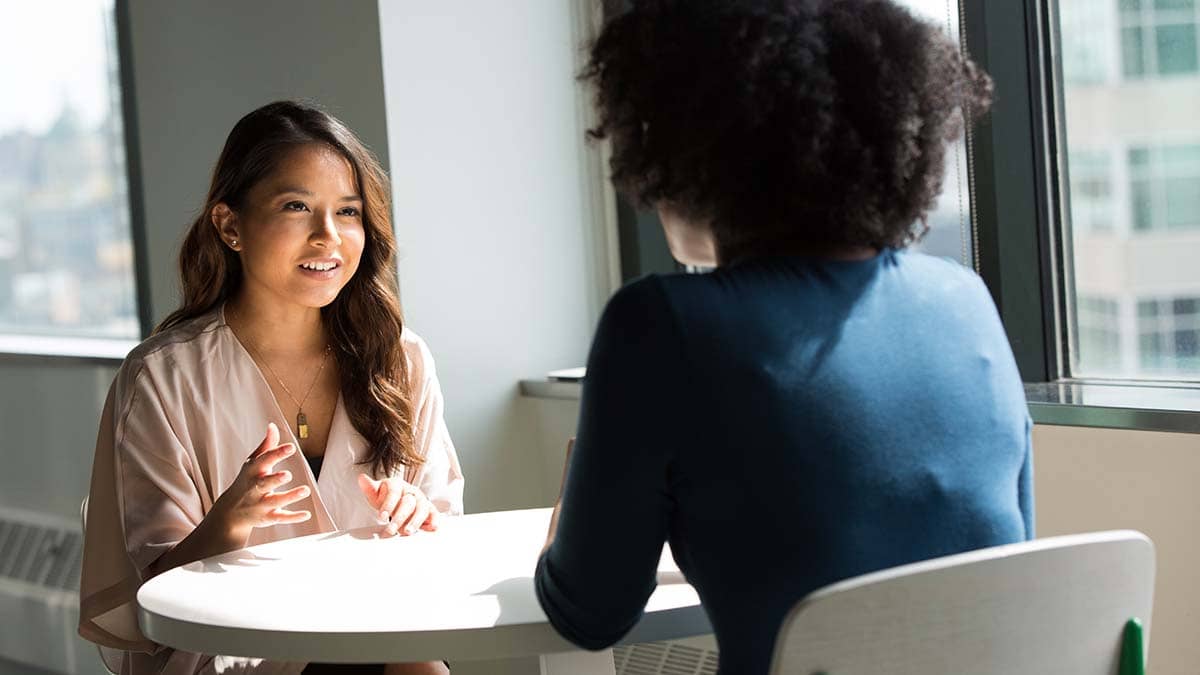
[1018,416,1035,539]
[535,277,686,650]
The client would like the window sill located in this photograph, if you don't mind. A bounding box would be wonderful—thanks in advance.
[520,378,1200,434]
[1024,381,1200,434]
[0,334,137,365]
[519,379,583,401]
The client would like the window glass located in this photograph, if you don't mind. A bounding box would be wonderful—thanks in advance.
[901,0,975,266]
[1136,295,1200,374]
[1061,0,1200,379]
[1156,23,1199,73]
[0,0,138,341]
[1068,150,1115,232]
[1119,0,1200,78]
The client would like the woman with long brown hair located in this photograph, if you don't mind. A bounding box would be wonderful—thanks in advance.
[79,101,461,675]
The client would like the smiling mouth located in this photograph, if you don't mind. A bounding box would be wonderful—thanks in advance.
[299,262,340,272]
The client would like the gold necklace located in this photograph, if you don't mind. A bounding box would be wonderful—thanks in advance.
[230,309,332,441]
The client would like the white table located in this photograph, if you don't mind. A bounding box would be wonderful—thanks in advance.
[137,508,711,674]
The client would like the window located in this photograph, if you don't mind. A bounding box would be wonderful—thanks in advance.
[1059,0,1200,380]
[1128,144,1200,231]
[0,0,140,349]
[1077,295,1123,373]
[1061,0,1119,83]
[1137,295,1200,373]
[1119,0,1200,78]
[1068,149,1116,233]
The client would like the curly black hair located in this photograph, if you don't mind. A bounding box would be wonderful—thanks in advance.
[583,0,994,260]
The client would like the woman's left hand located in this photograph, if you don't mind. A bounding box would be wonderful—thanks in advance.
[357,474,441,536]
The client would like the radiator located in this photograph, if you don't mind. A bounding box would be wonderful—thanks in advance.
[0,506,97,674]
[614,635,720,675]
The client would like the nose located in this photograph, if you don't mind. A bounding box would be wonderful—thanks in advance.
[311,209,342,249]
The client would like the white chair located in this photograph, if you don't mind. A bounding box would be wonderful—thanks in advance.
[81,496,125,675]
[769,530,1154,675]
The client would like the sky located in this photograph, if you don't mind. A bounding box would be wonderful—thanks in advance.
[0,0,114,136]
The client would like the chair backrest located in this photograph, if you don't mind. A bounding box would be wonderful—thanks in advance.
[769,531,1155,675]
[81,496,125,675]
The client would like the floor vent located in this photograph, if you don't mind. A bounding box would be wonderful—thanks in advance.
[0,506,95,674]
[614,635,719,675]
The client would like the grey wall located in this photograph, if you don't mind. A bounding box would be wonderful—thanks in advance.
[126,0,391,322]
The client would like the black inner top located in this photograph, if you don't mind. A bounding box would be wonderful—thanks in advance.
[306,454,323,480]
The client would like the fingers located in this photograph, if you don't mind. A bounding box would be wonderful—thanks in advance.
[249,422,281,460]
[387,492,419,535]
[268,508,312,524]
[252,443,296,475]
[264,484,311,508]
[420,508,441,532]
[378,481,402,523]
[401,499,431,536]
[357,473,383,509]
[254,470,293,494]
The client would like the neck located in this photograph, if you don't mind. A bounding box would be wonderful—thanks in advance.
[224,291,328,356]
[717,241,880,266]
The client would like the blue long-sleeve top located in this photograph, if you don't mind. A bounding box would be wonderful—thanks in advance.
[534,249,1033,675]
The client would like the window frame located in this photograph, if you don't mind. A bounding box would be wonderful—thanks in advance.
[962,0,1070,384]
[972,0,1200,431]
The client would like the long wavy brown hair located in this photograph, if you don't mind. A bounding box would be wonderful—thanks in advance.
[156,100,418,477]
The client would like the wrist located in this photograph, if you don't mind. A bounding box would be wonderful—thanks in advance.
[206,502,252,552]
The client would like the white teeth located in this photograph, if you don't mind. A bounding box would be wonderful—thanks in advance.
[301,261,338,271]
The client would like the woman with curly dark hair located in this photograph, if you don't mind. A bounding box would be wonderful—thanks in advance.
[535,1,1032,672]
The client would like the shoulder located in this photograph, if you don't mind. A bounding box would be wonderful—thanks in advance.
[589,274,689,367]
[107,311,223,440]
[598,274,680,331]
[893,249,990,296]
[123,311,224,371]
[400,326,440,391]
[116,311,224,389]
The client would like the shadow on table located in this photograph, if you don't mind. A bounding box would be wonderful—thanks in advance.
[316,525,403,541]
[470,576,538,627]
[181,549,280,574]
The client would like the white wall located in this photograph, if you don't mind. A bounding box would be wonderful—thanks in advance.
[379,2,614,514]
[1033,424,1200,675]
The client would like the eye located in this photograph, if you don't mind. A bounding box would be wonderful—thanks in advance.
[283,201,309,212]
[338,206,361,217]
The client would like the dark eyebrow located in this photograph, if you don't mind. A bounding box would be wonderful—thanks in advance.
[271,186,314,198]
[270,187,361,202]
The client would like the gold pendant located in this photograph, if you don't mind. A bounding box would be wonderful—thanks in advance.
[297,411,309,440]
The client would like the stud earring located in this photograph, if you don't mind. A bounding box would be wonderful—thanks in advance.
[230,239,239,249]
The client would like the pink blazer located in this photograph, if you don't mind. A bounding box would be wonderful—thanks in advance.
[79,307,464,674]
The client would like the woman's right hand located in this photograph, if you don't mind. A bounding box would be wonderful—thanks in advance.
[209,422,312,547]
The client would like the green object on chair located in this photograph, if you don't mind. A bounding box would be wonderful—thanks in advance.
[1120,618,1145,675]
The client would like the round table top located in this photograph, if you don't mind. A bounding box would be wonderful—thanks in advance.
[137,508,710,662]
